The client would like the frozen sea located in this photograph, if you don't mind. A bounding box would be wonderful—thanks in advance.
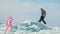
[0,20,60,34]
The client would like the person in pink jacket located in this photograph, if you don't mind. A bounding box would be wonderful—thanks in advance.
[5,16,13,32]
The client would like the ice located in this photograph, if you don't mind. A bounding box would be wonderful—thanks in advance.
[0,20,60,34]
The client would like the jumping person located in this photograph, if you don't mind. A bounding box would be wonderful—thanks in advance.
[38,8,46,24]
[5,16,13,32]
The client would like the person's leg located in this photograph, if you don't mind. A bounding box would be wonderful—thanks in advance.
[38,16,42,22]
[41,16,46,24]
[42,19,46,24]
[9,24,12,31]
[5,25,9,32]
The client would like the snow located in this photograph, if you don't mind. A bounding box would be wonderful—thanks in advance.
[0,20,60,34]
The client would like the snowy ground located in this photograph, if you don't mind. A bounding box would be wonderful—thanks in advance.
[0,20,60,34]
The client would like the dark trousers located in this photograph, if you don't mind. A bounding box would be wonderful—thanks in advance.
[38,16,46,24]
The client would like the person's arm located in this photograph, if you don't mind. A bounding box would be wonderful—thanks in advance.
[43,9,46,17]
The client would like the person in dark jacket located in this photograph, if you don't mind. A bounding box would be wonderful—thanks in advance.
[38,8,46,24]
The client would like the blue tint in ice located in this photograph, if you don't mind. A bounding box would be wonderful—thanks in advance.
[0,20,60,34]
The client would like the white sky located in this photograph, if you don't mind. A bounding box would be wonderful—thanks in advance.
[0,0,60,27]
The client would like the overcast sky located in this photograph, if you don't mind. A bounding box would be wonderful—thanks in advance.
[0,0,60,27]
